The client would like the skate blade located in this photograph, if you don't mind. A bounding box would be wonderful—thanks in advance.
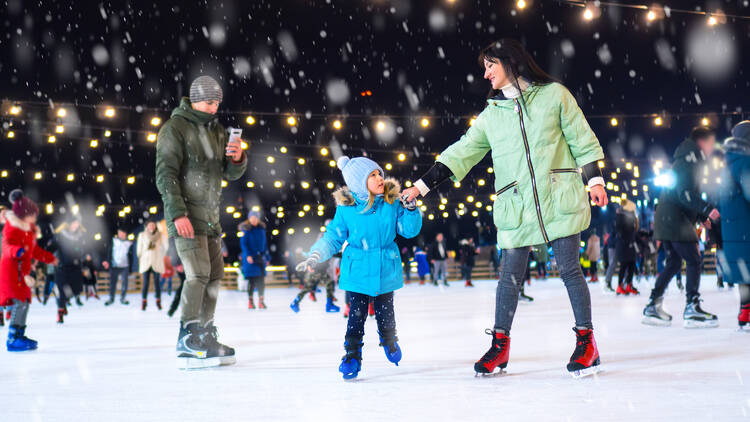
[219,356,237,366]
[569,365,601,379]
[683,319,719,329]
[474,368,506,378]
[641,316,672,327]
[738,326,750,333]
[177,357,223,370]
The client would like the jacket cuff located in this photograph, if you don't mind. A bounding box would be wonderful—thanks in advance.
[231,152,246,164]
[587,177,605,188]
[414,179,430,196]
[580,161,604,184]
[418,162,454,193]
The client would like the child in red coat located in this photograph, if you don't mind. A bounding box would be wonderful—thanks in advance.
[1,190,57,351]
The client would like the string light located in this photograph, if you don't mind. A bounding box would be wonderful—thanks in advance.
[150,117,161,126]
[221,180,228,188]
[398,153,406,161]
[55,125,64,134]
[280,146,288,154]
[286,116,297,126]
[375,120,386,132]
[707,15,718,26]
[149,206,158,214]
[34,172,42,180]
[301,181,310,189]
[469,117,477,126]
[0,170,7,178]
[96,175,104,183]
[6,131,14,139]
[104,107,116,118]
[246,115,256,125]
[104,130,111,137]
[147,133,157,142]
[90,139,99,148]
[47,136,56,143]
[274,180,283,188]
[66,173,75,182]
[332,120,342,130]
[297,158,306,165]
[246,181,255,188]
[9,106,21,115]
[701,117,710,126]
[328,160,336,167]
[654,116,663,126]
[267,156,275,163]
[326,182,335,189]
[126,176,135,184]
[320,147,329,156]
[385,163,393,170]
[516,0,526,9]
[56,108,67,118]
[610,117,618,127]
[420,118,430,128]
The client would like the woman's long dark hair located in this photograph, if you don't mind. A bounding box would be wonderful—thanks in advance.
[478,39,557,100]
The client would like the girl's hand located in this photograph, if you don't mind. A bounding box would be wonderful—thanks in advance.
[402,187,421,202]
[589,185,608,207]
[399,194,418,210]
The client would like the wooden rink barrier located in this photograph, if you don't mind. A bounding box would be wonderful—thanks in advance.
[91,247,718,294]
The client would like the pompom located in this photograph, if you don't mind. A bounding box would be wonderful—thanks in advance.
[9,189,23,204]
[337,156,350,170]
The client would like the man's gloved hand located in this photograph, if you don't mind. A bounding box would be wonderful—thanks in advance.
[400,194,417,211]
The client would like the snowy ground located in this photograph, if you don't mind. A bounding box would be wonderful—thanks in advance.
[3,275,749,422]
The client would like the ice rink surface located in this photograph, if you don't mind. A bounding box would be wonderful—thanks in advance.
[3,275,749,422]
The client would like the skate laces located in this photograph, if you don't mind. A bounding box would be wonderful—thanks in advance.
[480,329,508,363]
[572,330,592,359]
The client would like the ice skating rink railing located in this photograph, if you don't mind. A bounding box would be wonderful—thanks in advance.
[85,249,718,294]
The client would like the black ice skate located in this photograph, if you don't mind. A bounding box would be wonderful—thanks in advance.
[201,321,236,366]
[642,297,672,327]
[683,298,718,329]
[176,321,220,369]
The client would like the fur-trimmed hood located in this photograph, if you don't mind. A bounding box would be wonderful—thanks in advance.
[3,211,32,232]
[332,178,402,206]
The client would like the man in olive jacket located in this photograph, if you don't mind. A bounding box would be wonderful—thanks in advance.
[156,75,247,368]
[643,126,720,328]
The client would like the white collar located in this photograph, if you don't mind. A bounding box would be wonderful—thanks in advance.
[500,78,530,99]
[4,211,31,232]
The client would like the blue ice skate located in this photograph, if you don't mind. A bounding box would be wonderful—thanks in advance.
[290,297,301,313]
[379,331,401,366]
[7,325,38,352]
[339,339,363,380]
[326,297,340,313]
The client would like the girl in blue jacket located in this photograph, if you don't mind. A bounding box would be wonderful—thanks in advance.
[296,155,422,380]
[240,211,268,309]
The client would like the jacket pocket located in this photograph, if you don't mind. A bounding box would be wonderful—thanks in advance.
[493,181,524,230]
[549,168,587,215]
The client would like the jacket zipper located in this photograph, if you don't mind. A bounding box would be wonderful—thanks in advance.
[515,99,550,244]
[495,181,518,196]
[550,168,579,174]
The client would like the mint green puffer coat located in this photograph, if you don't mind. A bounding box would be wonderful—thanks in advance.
[437,82,604,249]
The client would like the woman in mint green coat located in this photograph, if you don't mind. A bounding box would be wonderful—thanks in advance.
[403,39,609,378]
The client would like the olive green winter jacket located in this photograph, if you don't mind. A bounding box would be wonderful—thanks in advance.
[155,97,247,238]
[437,82,604,249]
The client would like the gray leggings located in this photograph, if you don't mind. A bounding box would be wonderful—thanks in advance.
[495,233,593,333]
[9,299,30,326]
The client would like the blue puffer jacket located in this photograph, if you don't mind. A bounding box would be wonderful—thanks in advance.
[309,179,422,296]
[240,222,267,278]
[719,137,750,285]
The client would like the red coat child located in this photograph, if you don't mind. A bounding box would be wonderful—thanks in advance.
[0,210,56,306]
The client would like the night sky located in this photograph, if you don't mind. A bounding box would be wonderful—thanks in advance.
[1,0,749,261]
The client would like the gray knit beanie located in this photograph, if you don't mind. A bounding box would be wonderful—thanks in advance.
[189,76,223,104]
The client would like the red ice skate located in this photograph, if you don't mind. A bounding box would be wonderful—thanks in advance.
[625,284,640,295]
[567,328,601,378]
[739,303,750,330]
[616,284,628,295]
[474,329,510,375]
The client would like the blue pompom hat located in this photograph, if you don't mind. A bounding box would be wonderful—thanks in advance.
[337,155,384,201]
